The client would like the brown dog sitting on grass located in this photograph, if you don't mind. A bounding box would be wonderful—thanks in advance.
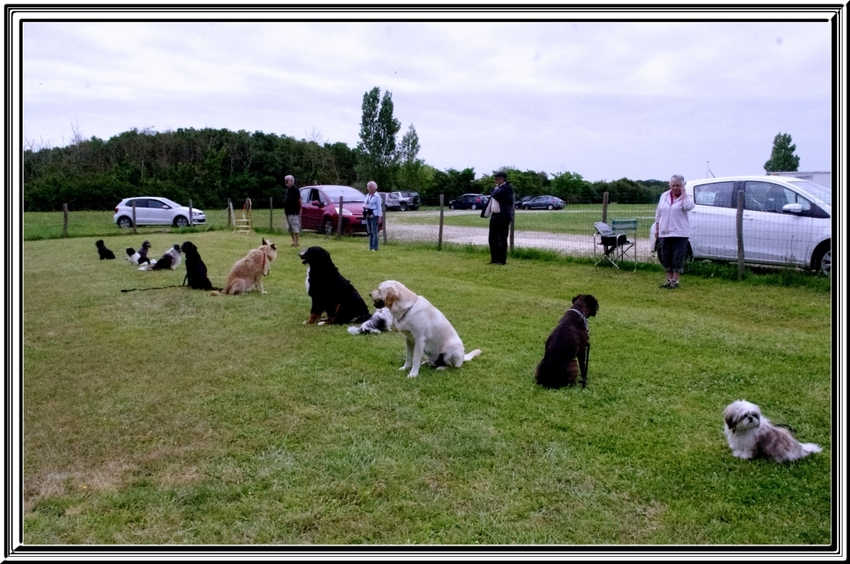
[223,238,278,295]
[535,294,599,389]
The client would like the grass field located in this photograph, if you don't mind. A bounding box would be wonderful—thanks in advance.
[19,228,832,547]
[22,204,658,241]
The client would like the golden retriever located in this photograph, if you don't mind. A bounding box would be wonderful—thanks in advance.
[370,280,481,378]
[223,238,278,295]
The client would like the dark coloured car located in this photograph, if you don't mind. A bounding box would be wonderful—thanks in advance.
[448,193,490,210]
[521,195,565,210]
[299,185,382,235]
[515,196,535,209]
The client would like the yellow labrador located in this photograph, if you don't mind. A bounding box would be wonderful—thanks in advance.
[370,280,481,378]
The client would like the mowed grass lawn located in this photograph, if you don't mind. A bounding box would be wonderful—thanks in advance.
[21,229,832,546]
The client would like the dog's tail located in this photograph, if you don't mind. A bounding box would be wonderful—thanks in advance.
[464,349,482,362]
[801,443,822,454]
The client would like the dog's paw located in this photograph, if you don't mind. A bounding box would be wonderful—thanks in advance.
[407,373,418,378]
[347,326,359,335]
[261,290,268,294]
[318,320,326,326]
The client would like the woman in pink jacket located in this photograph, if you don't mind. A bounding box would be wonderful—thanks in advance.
[655,174,695,289]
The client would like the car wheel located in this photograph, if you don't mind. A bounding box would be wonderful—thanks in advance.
[399,202,408,211]
[321,218,336,236]
[547,204,554,210]
[523,205,530,210]
[174,216,189,228]
[471,204,477,210]
[813,244,831,276]
[117,216,133,229]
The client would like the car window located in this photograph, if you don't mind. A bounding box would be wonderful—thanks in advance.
[788,180,831,206]
[743,182,772,212]
[745,181,792,213]
[150,199,170,210]
[693,181,735,208]
[783,188,813,213]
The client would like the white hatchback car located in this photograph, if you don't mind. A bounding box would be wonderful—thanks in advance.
[650,175,831,275]
[114,197,206,228]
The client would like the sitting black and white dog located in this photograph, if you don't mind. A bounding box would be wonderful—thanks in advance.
[181,241,215,290]
[140,244,182,271]
[95,239,116,260]
[347,307,395,335]
[126,241,154,265]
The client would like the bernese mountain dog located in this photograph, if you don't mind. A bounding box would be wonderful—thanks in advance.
[298,246,371,325]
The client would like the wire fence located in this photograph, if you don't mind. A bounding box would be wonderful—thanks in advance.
[25,192,830,275]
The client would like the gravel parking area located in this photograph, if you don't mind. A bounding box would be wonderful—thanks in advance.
[382,217,654,261]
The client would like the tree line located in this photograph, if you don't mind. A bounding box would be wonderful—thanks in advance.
[23,86,669,212]
[23,127,667,212]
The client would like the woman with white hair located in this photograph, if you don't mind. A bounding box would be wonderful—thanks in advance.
[654,174,694,289]
[363,181,383,251]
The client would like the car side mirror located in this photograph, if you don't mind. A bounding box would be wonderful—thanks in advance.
[782,203,803,214]
[311,200,322,207]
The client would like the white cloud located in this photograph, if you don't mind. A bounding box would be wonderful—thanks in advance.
[20,17,834,181]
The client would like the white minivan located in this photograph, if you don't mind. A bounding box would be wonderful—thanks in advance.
[650,175,831,275]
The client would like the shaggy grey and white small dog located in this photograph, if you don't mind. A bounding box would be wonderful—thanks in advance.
[723,399,822,463]
[347,307,395,335]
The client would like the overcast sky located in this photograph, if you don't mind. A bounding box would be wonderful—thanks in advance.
[21,14,834,183]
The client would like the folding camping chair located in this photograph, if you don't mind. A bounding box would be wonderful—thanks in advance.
[593,219,637,270]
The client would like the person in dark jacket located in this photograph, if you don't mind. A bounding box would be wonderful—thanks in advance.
[282,174,302,247]
[487,171,515,265]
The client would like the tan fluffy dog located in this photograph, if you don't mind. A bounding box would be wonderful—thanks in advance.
[370,280,481,378]
[223,238,278,295]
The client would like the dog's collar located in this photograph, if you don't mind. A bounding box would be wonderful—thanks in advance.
[395,297,419,323]
[569,308,589,331]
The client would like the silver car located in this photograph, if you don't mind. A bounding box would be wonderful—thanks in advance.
[114,197,206,228]
[650,175,831,275]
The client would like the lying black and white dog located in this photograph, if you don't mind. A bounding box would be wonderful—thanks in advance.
[139,244,182,271]
[181,241,215,290]
[96,239,116,260]
[347,307,395,335]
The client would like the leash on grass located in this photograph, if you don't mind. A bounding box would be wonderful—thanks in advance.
[121,285,183,293]
[181,273,223,292]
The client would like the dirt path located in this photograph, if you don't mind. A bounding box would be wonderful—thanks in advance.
[382,218,654,261]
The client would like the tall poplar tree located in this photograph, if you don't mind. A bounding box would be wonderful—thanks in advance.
[356,87,401,190]
[764,132,800,172]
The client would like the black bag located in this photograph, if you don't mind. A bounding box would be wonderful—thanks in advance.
[363,209,374,219]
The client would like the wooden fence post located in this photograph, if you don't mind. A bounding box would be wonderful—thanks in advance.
[189,199,194,227]
[227,198,233,228]
[63,204,68,238]
[132,201,137,234]
[270,197,273,231]
[601,192,609,223]
[337,196,344,237]
[737,190,745,280]
[382,200,388,244]
[438,194,444,251]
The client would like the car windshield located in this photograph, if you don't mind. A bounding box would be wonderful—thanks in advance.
[155,197,181,208]
[320,185,366,203]
[787,180,831,206]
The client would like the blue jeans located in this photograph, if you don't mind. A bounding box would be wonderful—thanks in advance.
[366,216,380,250]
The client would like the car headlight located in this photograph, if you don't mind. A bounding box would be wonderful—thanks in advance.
[341,208,353,216]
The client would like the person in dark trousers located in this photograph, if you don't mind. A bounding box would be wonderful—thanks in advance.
[487,170,514,265]
[282,174,302,247]
[654,174,694,288]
